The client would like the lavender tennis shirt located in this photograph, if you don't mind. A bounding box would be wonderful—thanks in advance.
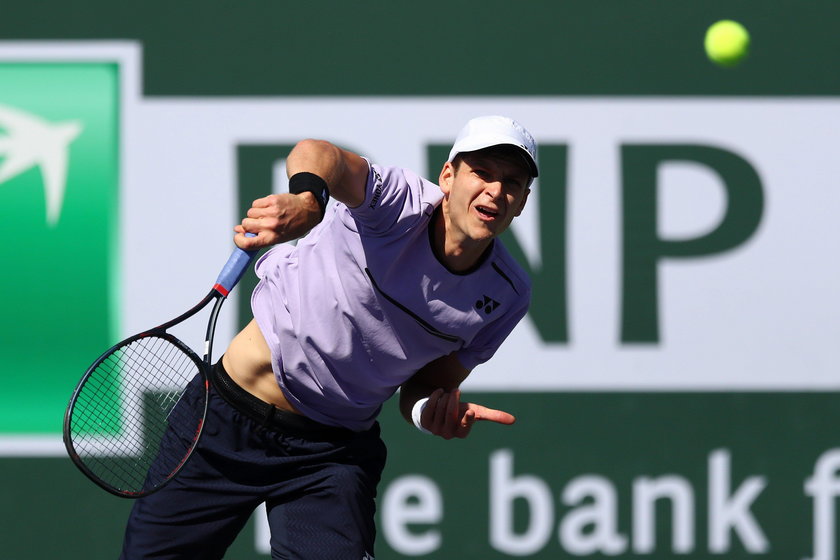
[251,161,531,430]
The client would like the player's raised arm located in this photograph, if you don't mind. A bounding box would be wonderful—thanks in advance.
[286,139,369,208]
[235,139,369,250]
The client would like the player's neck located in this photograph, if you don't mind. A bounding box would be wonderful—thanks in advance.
[431,205,493,273]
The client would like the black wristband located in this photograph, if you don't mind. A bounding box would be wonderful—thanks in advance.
[288,172,330,218]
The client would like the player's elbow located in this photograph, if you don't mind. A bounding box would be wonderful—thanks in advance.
[291,139,341,164]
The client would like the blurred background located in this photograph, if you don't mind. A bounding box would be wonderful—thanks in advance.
[2,1,839,558]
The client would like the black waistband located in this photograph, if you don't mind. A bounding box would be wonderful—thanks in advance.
[209,360,354,441]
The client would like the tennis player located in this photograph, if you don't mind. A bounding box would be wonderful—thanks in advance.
[121,115,538,559]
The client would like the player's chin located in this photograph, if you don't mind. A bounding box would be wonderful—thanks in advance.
[468,224,497,242]
[472,216,510,239]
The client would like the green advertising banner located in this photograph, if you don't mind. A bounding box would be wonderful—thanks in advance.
[375,394,837,559]
[2,394,838,559]
[0,62,120,434]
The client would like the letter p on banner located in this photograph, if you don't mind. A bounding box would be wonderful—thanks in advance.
[620,144,764,343]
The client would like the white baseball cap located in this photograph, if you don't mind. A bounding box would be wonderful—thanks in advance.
[448,115,539,177]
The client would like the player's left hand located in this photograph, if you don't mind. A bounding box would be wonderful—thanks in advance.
[421,388,515,440]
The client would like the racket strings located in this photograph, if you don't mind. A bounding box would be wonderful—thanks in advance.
[68,335,205,494]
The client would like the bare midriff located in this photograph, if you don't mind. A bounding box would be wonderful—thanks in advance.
[221,319,301,414]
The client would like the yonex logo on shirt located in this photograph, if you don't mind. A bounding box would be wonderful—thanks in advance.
[476,295,500,314]
[368,168,384,209]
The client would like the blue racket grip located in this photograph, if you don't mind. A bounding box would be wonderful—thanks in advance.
[213,233,259,296]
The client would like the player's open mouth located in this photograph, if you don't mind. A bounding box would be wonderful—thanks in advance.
[476,205,499,220]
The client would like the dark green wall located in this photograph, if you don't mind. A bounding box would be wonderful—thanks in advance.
[1,1,838,96]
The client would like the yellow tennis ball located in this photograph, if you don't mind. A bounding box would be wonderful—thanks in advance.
[704,20,750,67]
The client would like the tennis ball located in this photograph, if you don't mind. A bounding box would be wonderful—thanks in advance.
[704,20,750,67]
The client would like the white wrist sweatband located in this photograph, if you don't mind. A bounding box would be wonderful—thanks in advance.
[411,397,432,434]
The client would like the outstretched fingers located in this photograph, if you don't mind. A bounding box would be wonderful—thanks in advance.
[420,389,515,439]
[470,404,516,426]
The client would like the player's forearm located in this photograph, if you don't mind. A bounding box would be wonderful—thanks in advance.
[287,139,368,208]
[291,191,325,231]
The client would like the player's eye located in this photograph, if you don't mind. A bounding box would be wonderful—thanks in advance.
[473,168,491,180]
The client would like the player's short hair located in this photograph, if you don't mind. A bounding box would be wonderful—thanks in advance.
[451,145,534,182]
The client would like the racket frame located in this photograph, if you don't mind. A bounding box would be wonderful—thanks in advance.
[64,235,257,498]
[63,284,232,497]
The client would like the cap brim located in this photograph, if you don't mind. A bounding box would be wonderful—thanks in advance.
[449,136,539,177]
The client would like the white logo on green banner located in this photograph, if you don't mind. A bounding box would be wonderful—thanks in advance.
[0,62,120,434]
[0,103,83,226]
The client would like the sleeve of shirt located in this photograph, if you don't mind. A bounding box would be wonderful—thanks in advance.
[349,161,441,236]
[454,288,532,371]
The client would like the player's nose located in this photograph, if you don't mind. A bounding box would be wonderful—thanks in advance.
[483,180,503,198]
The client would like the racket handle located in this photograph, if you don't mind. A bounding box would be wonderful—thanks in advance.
[214,233,259,297]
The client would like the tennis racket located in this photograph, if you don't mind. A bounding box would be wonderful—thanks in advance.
[63,235,258,498]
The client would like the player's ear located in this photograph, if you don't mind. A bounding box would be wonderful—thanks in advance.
[514,188,531,217]
[439,161,455,194]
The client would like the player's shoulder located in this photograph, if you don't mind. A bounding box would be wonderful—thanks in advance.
[345,162,441,234]
[368,162,441,207]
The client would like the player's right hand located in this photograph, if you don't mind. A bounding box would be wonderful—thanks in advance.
[234,192,322,249]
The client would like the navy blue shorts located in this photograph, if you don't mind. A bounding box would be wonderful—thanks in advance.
[120,361,387,560]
